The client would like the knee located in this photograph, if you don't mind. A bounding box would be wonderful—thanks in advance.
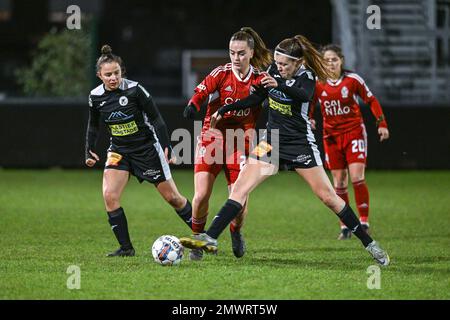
[103,189,120,209]
[351,176,365,184]
[193,191,210,207]
[334,180,348,189]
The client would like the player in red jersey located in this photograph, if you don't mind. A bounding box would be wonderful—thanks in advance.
[310,44,389,239]
[183,27,272,260]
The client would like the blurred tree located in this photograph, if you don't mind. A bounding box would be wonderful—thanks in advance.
[16,27,92,97]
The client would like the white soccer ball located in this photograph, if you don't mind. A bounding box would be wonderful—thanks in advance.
[151,235,184,266]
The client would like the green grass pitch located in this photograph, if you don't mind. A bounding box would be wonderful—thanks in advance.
[1,169,449,299]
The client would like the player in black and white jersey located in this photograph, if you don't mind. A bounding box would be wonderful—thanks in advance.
[180,35,390,266]
[85,45,192,257]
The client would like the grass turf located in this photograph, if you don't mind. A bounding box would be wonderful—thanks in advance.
[0,169,449,299]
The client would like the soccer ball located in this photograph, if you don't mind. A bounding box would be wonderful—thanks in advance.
[151,235,184,266]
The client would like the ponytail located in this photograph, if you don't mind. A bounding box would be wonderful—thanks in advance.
[275,35,333,82]
[230,27,272,70]
[293,35,331,82]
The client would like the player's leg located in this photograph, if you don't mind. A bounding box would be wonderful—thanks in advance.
[103,167,135,257]
[348,162,370,233]
[346,126,370,232]
[191,135,222,234]
[180,158,276,253]
[192,171,217,233]
[228,183,249,258]
[331,169,352,239]
[155,178,192,228]
[324,135,351,238]
[295,165,389,265]
[130,143,193,229]
[187,171,217,260]
[226,151,248,258]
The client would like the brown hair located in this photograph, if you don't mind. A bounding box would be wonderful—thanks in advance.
[96,45,125,75]
[275,35,332,82]
[321,43,350,75]
[230,27,272,70]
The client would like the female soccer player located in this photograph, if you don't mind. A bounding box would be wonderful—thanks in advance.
[180,36,390,266]
[183,27,272,260]
[310,44,389,240]
[85,45,192,257]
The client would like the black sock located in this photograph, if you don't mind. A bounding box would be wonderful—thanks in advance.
[107,207,133,250]
[175,199,193,229]
[336,204,373,247]
[206,199,243,239]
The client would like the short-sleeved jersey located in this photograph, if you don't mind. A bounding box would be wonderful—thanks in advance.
[265,63,317,145]
[189,63,265,134]
[311,72,387,138]
[88,79,164,154]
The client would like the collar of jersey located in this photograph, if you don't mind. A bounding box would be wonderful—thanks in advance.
[327,75,344,87]
[232,65,253,82]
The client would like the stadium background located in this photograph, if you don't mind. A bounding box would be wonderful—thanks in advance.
[1,0,449,169]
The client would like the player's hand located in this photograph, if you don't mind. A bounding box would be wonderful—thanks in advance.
[378,127,389,142]
[261,74,278,88]
[310,119,317,130]
[85,150,99,167]
[183,103,197,119]
[210,111,223,129]
[165,147,177,165]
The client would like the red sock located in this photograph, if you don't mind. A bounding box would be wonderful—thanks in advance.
[229,220,241,233]
[335,187,349,229]
[353,180,369,224]
[192,215,207,233]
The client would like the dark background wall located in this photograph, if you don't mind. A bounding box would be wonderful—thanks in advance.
[1,101,449,169]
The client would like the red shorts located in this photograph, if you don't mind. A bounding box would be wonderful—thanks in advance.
[194,131,248,185]
[323,124,368,170]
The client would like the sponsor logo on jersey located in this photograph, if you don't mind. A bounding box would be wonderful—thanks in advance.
[285,79,295,87]
[268,88,290,102]
[197,145,206,158]
[109,121,139,136]
[268,97,292,116]
[99,101,107,107]
[108,111,131,121]
[119,96,128,106]
[341,86,349,99]
[293,154,312,163]
[321,91,328,97]
[106,152,123,166]
[196,84,206,91]
[358,154,365,159]
[324,100,351,116]
[224,85,233,92]
[251,141,272,157]
[143,169,161,177]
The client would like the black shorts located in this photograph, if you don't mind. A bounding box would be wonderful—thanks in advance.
[249,130,323,170]
[104,143,172,184]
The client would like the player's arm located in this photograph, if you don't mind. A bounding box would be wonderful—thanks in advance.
[184,68,222,118]
[275,71,316,104]
[216,85,267,117]
[85,95,100,167]
[308,87,320,130]
[356,77,389,141]
[137,85,174,160]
